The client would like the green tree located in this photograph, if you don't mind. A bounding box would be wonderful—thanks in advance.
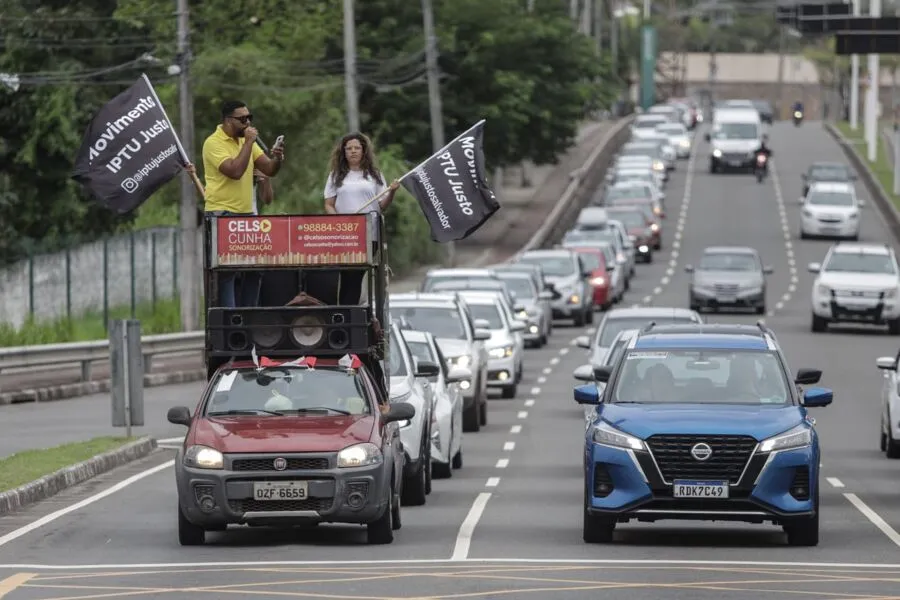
[0,1,155,265]
[344,0,613,169]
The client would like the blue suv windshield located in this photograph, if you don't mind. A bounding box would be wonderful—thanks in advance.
[612,349,790,405]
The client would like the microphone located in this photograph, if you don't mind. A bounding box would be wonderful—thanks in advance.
[254,138,270,155]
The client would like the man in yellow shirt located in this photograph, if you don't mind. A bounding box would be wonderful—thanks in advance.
[202,100,284,307]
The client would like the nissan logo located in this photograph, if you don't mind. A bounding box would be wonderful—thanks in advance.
[690,443,713,461]
[273,457,287,471]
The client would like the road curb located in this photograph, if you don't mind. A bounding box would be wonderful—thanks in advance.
[518,115,635,254]
[0,436,159,516]
[824,122,900,245]
[0,369,207,405]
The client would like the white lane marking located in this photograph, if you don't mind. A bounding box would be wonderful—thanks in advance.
[517,411,528,419]
[485,477,500,488]
[509,425,522,434]
[844,492,900,548]
[549,357,560,365]
[524,399,535,407]
[559,348,569,355]
[11,558,900,570]
[536,376,546,384]
[530,387,541,395]
[542,367,552,374]
[0,460,174,549]
[826,477,845,488]
[503,441,515,451]
[569,338,578,346]
[495,458,510,468]
[642,147,697,307]
[450,492,492,560]
[768,160,796,315]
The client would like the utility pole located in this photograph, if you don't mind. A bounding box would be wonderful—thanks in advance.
[594,0,603,55]
[343,0,360,132]
[865,0,881,162]
[176,0,199,332]
[776,24,785,119]
[421,0,452,266]
[581,0,592,35]
[850,0,860,130]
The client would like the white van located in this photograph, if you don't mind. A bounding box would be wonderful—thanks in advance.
[705,107,763,173]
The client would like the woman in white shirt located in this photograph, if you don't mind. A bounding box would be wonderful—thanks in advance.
[324,132,399,214]
[323,132,399,304]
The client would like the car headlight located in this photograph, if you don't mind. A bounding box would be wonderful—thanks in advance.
[848,211,859,219]
[816,283,831,296]
[653,160,665,171]
[712,149,722,158]
[759,425,811,453]
[886,288,899,299]
[488,345,514,359]
[802,209,813,218]
[650,223,660,232]
[592,421,645,450]
[679,139,690,148]
[516,309,528,319]
[590,276,606,286]
[448,355,472,368]
[337,442,383,468]
[183,445,224,470]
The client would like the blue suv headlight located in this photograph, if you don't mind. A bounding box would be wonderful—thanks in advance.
[759,425,812,453]
[592,421,646,451]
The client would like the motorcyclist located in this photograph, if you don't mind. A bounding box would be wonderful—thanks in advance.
[793,101,804,114]
[753,134,772,159]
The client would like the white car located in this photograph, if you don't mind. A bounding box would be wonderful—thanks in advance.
[573,328,640,425]
[630,114,669,140]
[401,329,468,477]
[808,242,900,334]
[655,122,692,158]
[799,181,864,240]
[876,353,900,458]
[455,290,526,398]
[608,176,665,207]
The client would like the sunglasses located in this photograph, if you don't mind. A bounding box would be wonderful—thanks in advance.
[229,114,253,124]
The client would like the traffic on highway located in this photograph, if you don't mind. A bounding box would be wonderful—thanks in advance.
[3,100,900,597]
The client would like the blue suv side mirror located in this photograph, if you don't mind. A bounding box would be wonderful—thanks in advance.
[574,384,601,405]
[802,387,833,407]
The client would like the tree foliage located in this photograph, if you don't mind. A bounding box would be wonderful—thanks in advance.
[0,0,614,273]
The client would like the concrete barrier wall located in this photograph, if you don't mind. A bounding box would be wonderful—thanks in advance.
[0,227,202,330]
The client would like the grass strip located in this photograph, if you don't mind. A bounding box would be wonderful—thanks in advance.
[834,121,900,209]
[0,436,137,493]
[0,297,199,347]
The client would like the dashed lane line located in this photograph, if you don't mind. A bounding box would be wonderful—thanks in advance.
[643,146,698,306]
[767,160,798,318]
[827,477,845,488]
[509,425,522,434]
[503,442,515,451]
[495,458,510,469]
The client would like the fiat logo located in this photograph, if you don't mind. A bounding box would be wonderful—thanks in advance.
[273,457,287,471]
[690,443,712,461]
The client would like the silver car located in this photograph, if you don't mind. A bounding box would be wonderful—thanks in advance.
[685,246,772,314]
[492,265,554,347]
[400,329,468,478]
[456,290,526,398]
[575,306,704,367]
[655,122,692,158]
[574,328,640,425]
[388,320,435,506]
[389,293,490,432]
[514,248,594,326]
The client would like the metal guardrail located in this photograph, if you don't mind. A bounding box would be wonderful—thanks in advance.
[1,116,635,391]
[0,331,205,384]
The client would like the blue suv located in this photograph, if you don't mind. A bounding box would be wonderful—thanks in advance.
[574,321,833,546]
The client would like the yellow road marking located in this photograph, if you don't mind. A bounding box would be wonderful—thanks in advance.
[0,573,36,598]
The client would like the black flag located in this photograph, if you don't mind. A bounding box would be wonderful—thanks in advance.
[400,120,500,243]
[72,74,184,214]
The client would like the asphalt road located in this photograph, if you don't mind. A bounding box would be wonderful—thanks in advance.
[3,121,900,599]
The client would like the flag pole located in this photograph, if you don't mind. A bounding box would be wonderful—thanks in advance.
[141,73,205,198]
[354,118,486,214]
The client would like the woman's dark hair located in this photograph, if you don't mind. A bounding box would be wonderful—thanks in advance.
[328,132,384,189]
